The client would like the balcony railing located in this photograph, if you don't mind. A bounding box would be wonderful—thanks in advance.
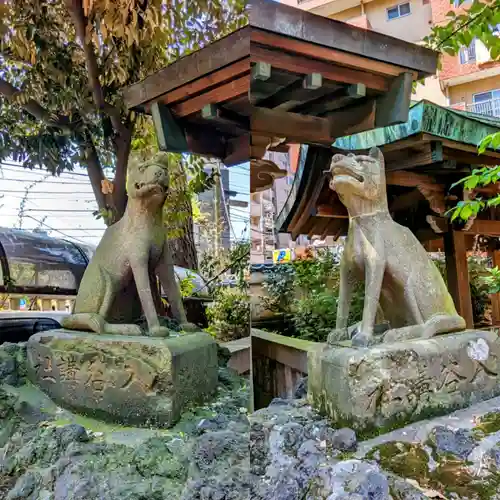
[467,99,500,118]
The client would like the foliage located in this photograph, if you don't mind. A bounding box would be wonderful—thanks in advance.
[481,265,500,294]
[262,249,363,342]
[261,265,296,314]
[424,0,500,222]
[293,290,338,342]
[200,241,250,293]
[446,164,500,222]
[433,256,491,325]
[228,241,250,289]
[206,286,250,342]
[424,0,500,61]
[0,0,248,225]
[178,272,196,298]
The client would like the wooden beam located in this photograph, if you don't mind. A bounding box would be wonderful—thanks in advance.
[251,107,333,144]
[328,98,376,138]
[386,170,445,214]
[443,146,500,167]
[423,134,500,162]
[250,45,390,92]
[295,83,366,116]
[462,219,500,236]
[147,58,250,109]
[224,134,250,167]
[490,250,500,326]
[386,142,443,171]
[252,97,378,145]
[315,204,348,218]
[386,170,438,188]
[375,72,413,128]
[444,229,474,328]
[171,75,249,117]
[124,27,250,109]
[389,189,423,213]
[250,29,419,80]
[151,102,188,152]
[201,103,250,134]
[184,123,226,158]
[254,76,339,112]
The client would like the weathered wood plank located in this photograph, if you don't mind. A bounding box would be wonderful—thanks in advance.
[123,27,250,110]
[444,229,474,328]
[171,75,250,117]
[251,107,333,144]
[250,44,390,92]
[375,72,413,128]
[155,58,250,108]
[151,102,188,152]
[490,250,500,326]
[385,142,443,171]
[250,15,431,78]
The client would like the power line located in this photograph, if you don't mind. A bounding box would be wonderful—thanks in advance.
[0,189,95,195]
[0,177,90,185]
[22,215,90,245]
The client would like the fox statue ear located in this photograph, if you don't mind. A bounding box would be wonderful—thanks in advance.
[369,146,384,165]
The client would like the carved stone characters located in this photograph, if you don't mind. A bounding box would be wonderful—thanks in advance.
[62,153,192,337]
[326,147,465,347]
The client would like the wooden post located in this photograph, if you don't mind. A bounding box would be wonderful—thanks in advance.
[444,229,474,328]
[490,250,500,326]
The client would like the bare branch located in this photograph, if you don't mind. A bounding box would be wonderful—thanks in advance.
[0,77,75,132]
[64,0,127,137]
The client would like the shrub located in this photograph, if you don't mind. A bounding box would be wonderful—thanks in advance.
[293,291,338,342]
[261,249,363,342]
[206,287,250,342]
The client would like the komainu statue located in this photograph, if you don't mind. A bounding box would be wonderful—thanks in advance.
[62,153,191,337]
[327,147,466,347]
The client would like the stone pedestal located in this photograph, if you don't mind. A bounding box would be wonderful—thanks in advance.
[308,330,500,433]
[26,329,218,428]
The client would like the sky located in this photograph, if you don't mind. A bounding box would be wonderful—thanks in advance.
[0,160,250,250]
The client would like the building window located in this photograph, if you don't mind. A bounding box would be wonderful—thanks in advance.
[387,2,411,20]
[470,89,500,117]
[459,40,476,64]
[453,0,472,6]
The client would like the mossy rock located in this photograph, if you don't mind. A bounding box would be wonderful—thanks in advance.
[367,442,430,481]
[368,440,500,499]
[474,411,500,436]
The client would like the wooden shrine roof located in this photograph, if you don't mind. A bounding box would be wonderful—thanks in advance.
[276,100,500,241]
[122,0,438,166]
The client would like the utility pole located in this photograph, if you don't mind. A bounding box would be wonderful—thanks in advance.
[214,161,221,260]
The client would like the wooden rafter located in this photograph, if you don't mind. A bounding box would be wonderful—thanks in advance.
[250,45,390,93]
[250,29,418,80]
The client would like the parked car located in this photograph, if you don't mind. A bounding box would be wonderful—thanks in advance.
[0,228,210,339]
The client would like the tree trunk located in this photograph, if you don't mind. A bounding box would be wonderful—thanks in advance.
[168,201,198,270]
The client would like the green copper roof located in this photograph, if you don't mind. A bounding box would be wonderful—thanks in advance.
[333,99,500,151]
[276,100,500,235]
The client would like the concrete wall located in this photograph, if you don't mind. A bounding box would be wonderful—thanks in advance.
[449,75,500,107]
[413,75,448,106]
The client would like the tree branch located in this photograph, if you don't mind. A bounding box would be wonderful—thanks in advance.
[0,77,75,132]
[64,0,127,137]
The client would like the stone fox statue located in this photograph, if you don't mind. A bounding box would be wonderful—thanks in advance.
[327,147,466,347]
[62,153,190,337]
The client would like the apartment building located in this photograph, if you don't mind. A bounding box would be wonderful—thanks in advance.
[282,0,500,117]
[250,147,337,263]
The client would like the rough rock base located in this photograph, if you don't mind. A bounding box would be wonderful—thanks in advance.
[26,329,218,428]
[308,330,500,433]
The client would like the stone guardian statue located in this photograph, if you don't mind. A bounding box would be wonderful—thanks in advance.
[327,147,466,347]
[62,153,192,337]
